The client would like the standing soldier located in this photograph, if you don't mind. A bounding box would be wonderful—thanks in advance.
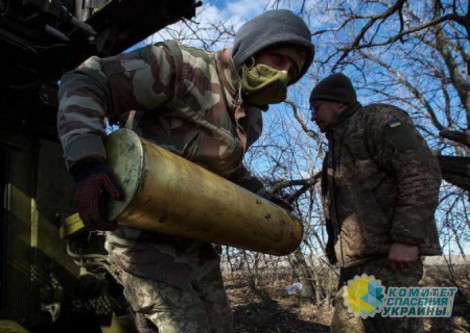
[309,73,442,333]
[58,9,314,333]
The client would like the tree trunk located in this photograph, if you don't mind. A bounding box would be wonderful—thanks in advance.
[291,249,318,304]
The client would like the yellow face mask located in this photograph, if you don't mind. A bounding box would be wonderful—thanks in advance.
[240,63,289,105]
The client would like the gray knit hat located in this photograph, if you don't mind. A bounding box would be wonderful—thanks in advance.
[232,10,314,84]
[309,73,357,106]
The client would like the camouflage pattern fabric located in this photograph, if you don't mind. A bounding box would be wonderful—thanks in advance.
[58,42,264,191]
[119,249,232,333]
[321,102,442,267]
[57,42,271,332]
[331,258,424,333]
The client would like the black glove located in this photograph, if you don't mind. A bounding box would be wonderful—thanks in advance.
[70,158,125,231]
[325,242,338,265]
[325,219,337,264]
[270,195,294,212]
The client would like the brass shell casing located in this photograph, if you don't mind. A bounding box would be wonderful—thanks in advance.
[106,128,303,256]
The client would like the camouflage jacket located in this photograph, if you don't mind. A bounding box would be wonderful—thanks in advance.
[58,41,268,287]
[321,102,442,267]
[58,41,265,191]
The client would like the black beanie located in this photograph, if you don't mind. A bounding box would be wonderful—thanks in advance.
[232,10,314,84]
[309,73,357,106]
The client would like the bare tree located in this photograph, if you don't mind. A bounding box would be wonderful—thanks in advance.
[142,0,469,305]
[270,0,470,273]
[304,0,470,189]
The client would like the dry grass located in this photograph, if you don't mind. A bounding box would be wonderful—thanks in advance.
[224,265,470,333]
[421,266,470,333]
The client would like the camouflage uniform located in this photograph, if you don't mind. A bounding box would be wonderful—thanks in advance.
[58,6,315,331]
[331,258,424,333]
[320,102,442,332]
[119,242,232,333]
[58,42,267,332]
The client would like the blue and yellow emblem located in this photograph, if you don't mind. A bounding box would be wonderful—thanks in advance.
[343,274,384,318]
[386,119,402,128]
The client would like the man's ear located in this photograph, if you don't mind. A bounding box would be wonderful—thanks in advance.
[333,102,347,115]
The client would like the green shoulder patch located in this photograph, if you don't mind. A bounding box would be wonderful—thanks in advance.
[383,119,418,152]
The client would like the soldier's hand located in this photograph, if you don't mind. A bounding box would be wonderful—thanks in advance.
[270,195,294,212]
[385,242,418,272]
[70,158,125,231]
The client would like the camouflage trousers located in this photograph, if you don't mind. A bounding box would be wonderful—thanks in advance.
[331,257,424,333]
[115,243,233,333]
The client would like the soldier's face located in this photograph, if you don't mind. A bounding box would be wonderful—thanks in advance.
[310,101,345,132]
[254,51,298,82]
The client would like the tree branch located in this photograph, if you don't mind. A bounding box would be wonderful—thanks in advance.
[284,100,320,142]
[332,0,407,70]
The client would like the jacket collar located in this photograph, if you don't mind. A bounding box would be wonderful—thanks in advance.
[325,102,361,138]
[334,101,362,128]
[215,48,240,109]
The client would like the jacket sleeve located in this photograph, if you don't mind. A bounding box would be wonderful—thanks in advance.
[57,44,176,169]
[364,105,442,247]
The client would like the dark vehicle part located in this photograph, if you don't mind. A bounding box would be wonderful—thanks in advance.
[0,0,199,138]
[0,1,198,331]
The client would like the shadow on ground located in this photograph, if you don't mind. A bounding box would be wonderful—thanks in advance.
[228,281,330,333]
[232,301,330,333]
[426,290,470,332]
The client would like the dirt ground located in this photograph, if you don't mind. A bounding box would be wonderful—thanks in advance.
[224,267,470,333]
